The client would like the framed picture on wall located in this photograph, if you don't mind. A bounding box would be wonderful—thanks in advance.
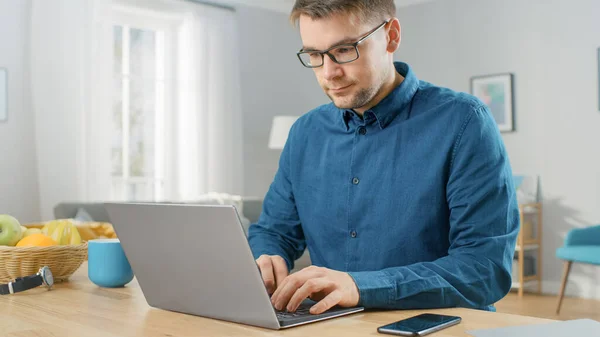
[0,68,7,123]
[470,73,515,132]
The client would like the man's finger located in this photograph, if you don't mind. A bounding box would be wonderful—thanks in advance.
[272,256,289,290]
[286,278,331,312]
[271,275,302,310]
[257,257,275,294]
[272,266,322,308]
[310,290,343,315]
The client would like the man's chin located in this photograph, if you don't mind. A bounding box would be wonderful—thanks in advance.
[327,91,367,110]
[333,103,352,110]
[328,96,354,110]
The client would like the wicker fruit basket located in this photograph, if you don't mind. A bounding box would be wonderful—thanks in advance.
[0,223,91,284]
[0,243,88,283]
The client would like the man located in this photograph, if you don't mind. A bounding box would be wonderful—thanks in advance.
[248,0,519,316]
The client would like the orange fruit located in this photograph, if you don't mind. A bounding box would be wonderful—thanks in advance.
[16,233,58,247]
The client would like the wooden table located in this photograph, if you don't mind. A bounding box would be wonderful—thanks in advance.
[2,263,554,337]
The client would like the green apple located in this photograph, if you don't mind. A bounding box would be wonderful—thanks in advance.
[0,214,23,246]
[23,228,42,238]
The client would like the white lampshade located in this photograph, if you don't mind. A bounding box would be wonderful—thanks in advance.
[268,116,299,149]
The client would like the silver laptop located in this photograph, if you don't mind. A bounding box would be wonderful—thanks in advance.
[104,203,364,329]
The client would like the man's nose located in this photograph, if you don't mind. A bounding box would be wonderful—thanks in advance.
[321,54,342,81]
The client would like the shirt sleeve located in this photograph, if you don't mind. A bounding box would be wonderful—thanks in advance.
[247,124,306,271]
[348,105,520,310]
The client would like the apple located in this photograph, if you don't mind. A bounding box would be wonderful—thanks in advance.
[0,214,23,246]
[23,228,42,238]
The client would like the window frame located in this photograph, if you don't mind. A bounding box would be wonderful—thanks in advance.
[109,4,181,201]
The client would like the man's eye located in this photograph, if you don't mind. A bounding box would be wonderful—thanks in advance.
[309,52,321,58]
[336,48,351,54]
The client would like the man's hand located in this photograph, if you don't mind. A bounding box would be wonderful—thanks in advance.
[256,255,289,295]
[270,266,360,315]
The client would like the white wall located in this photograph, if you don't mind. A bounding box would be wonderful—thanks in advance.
[0,0,41,223]
[236,5,328,198]
[397,0,600,299]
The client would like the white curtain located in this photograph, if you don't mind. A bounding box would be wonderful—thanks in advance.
[175,3,244,201]
[30,0,243,219]
[30,0,112,220]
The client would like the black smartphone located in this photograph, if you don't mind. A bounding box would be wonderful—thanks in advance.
[377,313,462,336]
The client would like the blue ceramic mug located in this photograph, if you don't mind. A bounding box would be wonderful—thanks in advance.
[88,239,134,288]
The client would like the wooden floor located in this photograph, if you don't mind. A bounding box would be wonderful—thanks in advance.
[496,292,600,321]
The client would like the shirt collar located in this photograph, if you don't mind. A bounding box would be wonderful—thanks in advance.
[340,62,419,130]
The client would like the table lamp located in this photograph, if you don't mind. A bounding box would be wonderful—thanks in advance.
[268,116,299,150]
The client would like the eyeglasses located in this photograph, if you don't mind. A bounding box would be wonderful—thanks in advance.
[297,20,390,68]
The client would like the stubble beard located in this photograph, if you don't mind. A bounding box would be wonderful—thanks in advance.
[327,67,389,111]
[328,86,376,110]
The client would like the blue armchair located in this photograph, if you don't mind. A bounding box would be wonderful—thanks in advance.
[555,224,600,314]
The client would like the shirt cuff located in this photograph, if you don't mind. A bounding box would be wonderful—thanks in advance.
[347,270,394,308]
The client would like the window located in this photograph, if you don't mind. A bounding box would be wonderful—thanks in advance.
[102,2,243,202]
[110,6,176,201]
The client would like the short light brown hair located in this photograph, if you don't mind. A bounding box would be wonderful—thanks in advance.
[290,0,396,27]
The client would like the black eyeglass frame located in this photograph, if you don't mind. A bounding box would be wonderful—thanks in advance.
[296,20,390,68]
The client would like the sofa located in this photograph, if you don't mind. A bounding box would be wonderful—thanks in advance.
[53,198,264,232]
[54,199,311,271]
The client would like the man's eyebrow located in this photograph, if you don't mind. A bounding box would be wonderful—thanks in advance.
[301,37,357,52]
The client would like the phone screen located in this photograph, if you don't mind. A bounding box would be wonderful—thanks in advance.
[378,313,461,334]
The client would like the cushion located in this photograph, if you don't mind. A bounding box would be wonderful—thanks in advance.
[74,207,95,222]
[556,246,600,265]
[191,193,251,235]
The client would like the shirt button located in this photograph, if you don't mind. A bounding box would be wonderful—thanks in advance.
[358,127,367,135]
[350,231,357,238]
[352,177,360,185]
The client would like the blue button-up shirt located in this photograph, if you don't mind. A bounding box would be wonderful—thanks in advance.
[248,62,519,311]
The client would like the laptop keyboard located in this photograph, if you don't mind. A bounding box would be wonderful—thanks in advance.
[274,302,313,319]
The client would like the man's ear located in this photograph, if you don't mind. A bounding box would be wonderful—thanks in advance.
[386,18,401,53]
